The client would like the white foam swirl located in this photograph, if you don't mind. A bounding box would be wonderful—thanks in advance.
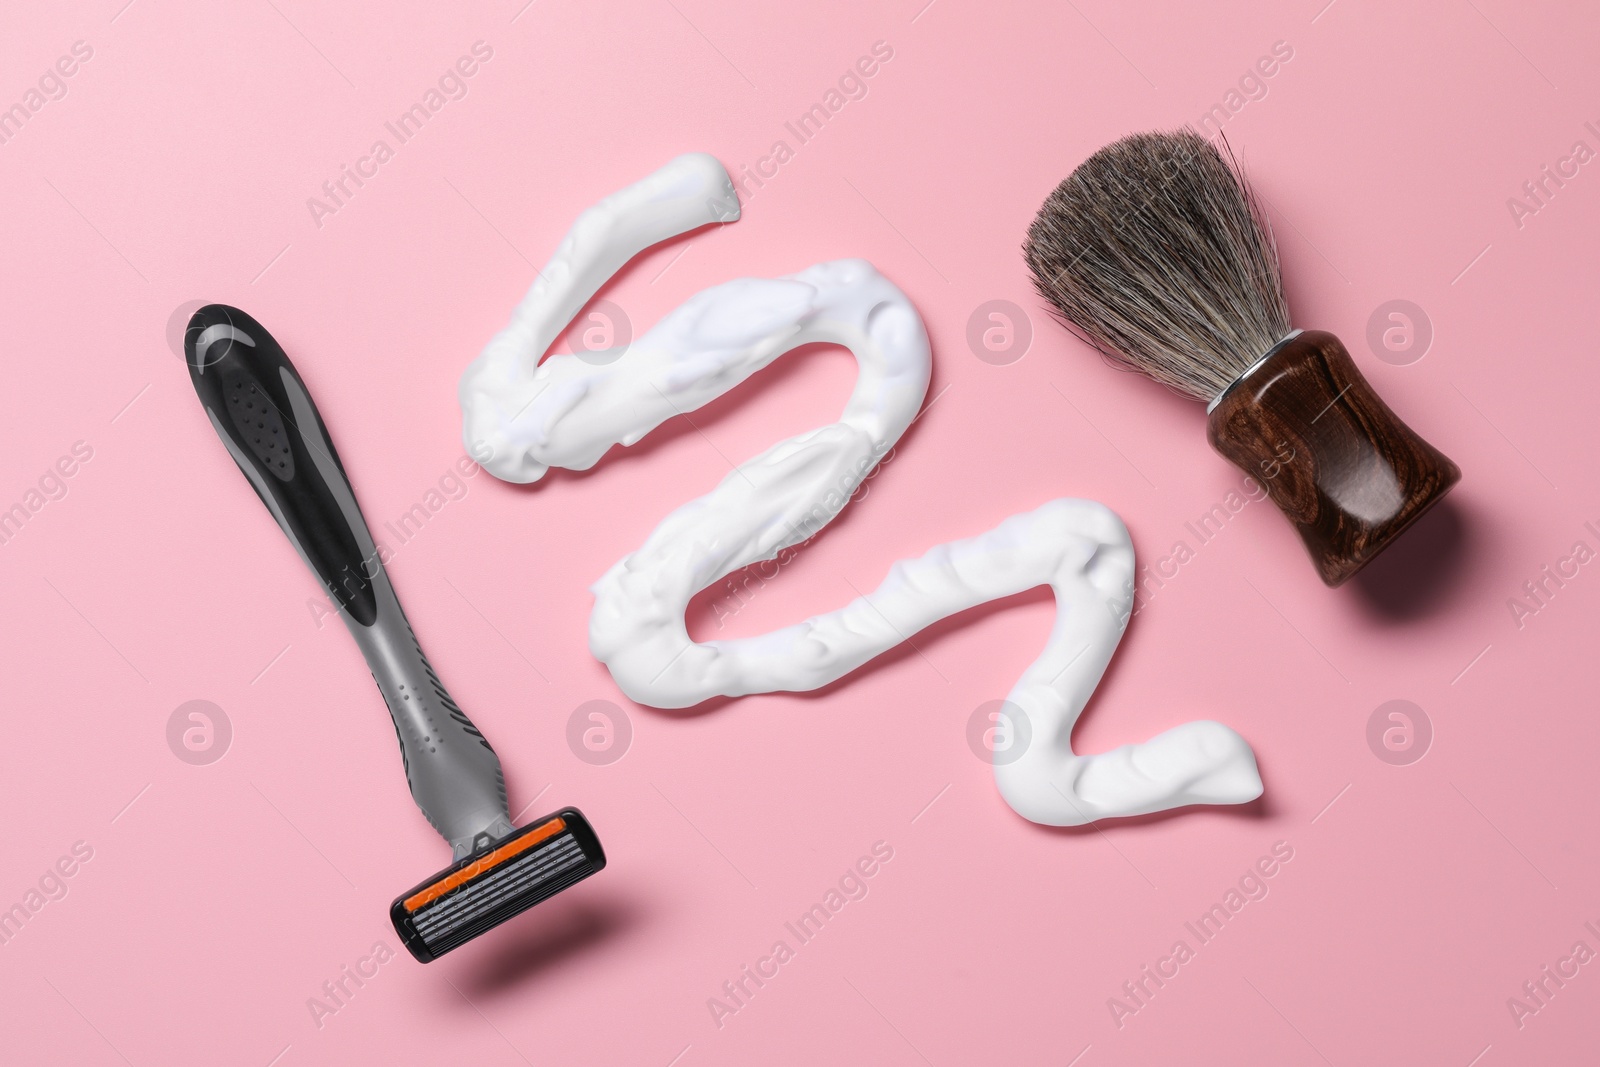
[458,153,1262,825]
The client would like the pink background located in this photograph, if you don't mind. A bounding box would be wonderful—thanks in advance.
[2,0,1597,1063]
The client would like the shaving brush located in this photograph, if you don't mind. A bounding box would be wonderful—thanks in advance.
[1025,129,1460,587]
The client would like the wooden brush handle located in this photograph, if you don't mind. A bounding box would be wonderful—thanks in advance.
[1205,330,1460,587]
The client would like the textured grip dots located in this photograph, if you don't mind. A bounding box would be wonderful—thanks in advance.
[387,679,446,759]
[223,368,294,480]
[396,683,443,754]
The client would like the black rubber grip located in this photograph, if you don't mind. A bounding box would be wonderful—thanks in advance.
[184,304,379,626]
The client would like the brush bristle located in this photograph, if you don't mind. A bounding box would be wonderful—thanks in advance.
[1024,129,1291,402]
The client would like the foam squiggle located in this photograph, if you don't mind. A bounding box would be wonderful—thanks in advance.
[458,153,1262,824]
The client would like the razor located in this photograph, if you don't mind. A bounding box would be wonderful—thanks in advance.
[183,304,604,962]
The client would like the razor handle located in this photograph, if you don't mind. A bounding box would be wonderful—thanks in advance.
[184,305,514,858]
[1206,330,1460,587]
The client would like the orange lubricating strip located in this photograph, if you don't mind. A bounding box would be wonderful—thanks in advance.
[404,817,567,913]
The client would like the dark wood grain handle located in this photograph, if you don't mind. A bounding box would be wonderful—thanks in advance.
[1205,330,1461,587]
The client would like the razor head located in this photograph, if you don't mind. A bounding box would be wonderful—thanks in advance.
[391,808,605,963]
